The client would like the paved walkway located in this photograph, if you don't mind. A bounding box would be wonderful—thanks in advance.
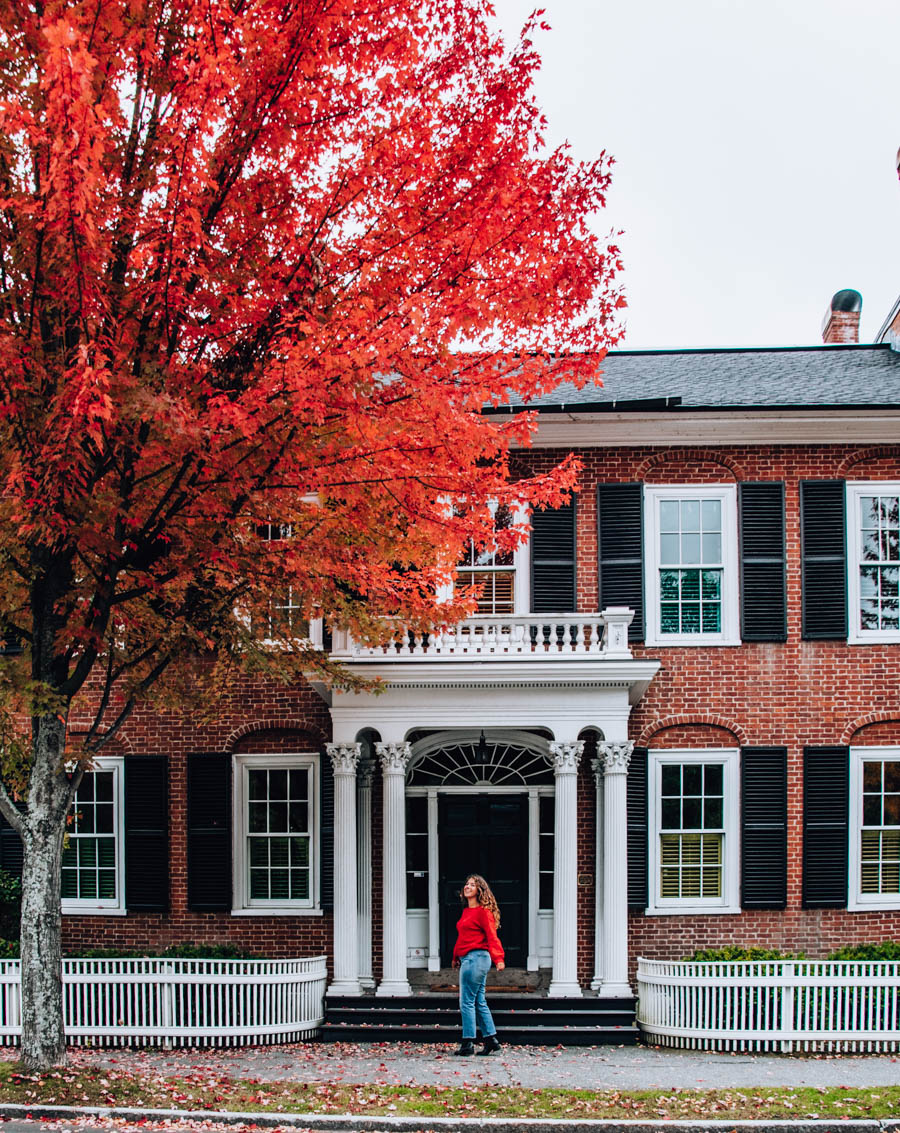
[80,1040,900,1090]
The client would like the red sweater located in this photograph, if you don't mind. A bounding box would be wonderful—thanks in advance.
[453,904,504,966]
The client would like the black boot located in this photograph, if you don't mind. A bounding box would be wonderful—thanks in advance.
[477,1033,501,1055]
[453,1040,476,1056]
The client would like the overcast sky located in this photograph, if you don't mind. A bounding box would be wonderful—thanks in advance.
[490,0,900,350]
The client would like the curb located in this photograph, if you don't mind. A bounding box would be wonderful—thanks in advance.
[0,1107,899,1132]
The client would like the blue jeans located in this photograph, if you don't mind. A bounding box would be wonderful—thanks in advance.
[458,949,496,1040]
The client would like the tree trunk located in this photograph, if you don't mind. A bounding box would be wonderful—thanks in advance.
[19,715,71,1070]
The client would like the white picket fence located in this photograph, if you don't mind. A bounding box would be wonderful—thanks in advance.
[0,956,327,1047]
[637,957,900,1052]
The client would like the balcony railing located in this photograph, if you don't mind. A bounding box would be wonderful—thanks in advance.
[330,607,634,661]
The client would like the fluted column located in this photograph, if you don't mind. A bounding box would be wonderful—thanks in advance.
[548,740,584,998]
[376,741,412,996]
[356,757,375,990]
[326,743,362,996]
[598,740,634,997]
[590,757,605,990]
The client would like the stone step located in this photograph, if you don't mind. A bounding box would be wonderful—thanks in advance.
[318,1022,639,1046]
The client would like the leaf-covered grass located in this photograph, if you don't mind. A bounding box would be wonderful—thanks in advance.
[1,1063,900,1120]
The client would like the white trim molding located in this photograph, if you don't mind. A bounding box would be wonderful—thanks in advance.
[61,756,126,916]
[846,482,900,645]
[849,746,900,911]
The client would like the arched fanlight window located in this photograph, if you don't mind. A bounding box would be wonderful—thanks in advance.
[407,733,554,787]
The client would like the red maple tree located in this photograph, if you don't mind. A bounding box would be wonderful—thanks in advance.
[0,0,622,1067]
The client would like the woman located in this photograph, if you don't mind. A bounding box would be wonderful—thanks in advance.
[451,873,505,1056]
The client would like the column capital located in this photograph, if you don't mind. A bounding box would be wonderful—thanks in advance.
[356,757,376,789]
[376,741,412,775]
[598,740,634,776]
[548,740,584,774]
[327,742,361,776]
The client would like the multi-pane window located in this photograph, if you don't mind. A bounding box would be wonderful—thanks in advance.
[644,486,738,646]
[406,797,429,908]
[857,492,899,634]
[457,504,516,615]
[649,750,738,913]
[860,759,900,895]
[61,759,124,913]
[233,754,318,911]
[659,763,723,899]
[254,523,309,639]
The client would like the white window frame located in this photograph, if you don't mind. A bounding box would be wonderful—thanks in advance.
[849,746,900,911]
[847,482,900,645]
[61,756,126,916]
[441,500,531,614]
[231,753,322,916]
[644,484,739,647]
[647,748,740,915]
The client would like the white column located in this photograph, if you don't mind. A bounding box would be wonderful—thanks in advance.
[326,742,362,997]
[548,740,583,998]
[598,740,634,997]
[376,741,412,996]
[356,757,375,990]
[590,758,605,990]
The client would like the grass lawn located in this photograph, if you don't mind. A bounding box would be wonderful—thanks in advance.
[0,1063,898,1120]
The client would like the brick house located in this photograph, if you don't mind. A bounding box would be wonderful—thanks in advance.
[3,289,900,1008]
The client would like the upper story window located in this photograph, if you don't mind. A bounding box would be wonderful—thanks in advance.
[232,753,319,913]
[847,484,900,643]
[849,747,900,909]
[455,502,529,615]
[647,749,739,915]
[644,486,739,646]
[254,523,309,640]
[61,757,125,915]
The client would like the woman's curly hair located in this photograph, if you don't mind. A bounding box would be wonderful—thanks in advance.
[460,873,501,929]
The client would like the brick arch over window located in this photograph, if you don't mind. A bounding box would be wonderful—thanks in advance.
[637,714,748,747]
[838,446,900,477]
[842,711,900,746]
[67,729,135,756]
[227,719,329,753]
[637,449,744,483]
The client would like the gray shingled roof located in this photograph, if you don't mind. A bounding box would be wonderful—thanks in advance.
[497,343,900,412]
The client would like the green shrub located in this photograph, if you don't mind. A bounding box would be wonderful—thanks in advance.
[685,945,804,962]
[0,938,19,958]
[828,940,900,961]
[64,943,260,960]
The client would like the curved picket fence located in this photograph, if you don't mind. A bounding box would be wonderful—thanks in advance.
[637,957,900,1052]
[0,955,327,1047]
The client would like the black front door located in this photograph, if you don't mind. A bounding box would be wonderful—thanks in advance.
[438,793,527,967]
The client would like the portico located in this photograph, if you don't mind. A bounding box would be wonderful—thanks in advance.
[319,609,658,999]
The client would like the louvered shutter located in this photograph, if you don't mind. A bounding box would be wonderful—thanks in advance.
[627,747,648,908]
[0,812,22,879]
[320,752,334,911]
[802,746,849,908]
[739,484,786,642]
[124,755,169,912]
[741,747,787,908]
[531,503,576,612]
[187,753,231,911]
[597,484,644,642]
[801,481,847,639]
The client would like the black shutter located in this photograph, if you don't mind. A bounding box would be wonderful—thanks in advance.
[801,481,847,639]
[187,753,231,911]
[597,484,644,642]
[124,755,169,912]
[320,752,334,911]
[0,811,22,879]
[741,747,787,908]
[627,746,648,908]
[739,483,787,642]
[531,503,576,612]
[802,746,849,908]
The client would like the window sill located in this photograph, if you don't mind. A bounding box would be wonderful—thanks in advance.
[645,637,741,648]
[62,906,127,917]
[848,898,900,912]
[645,904,740,917]
[848,635,900,646]
[230,907,324,917]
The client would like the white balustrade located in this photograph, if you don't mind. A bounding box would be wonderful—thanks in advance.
[637,958,900,1052]
[332,610,633,660]
[0,956,327,1047]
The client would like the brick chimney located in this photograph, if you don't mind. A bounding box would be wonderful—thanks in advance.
[822,288,862,343]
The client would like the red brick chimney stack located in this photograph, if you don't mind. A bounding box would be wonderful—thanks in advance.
[822,289,862,344]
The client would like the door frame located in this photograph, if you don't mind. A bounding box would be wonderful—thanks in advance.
[407,783,554,971]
